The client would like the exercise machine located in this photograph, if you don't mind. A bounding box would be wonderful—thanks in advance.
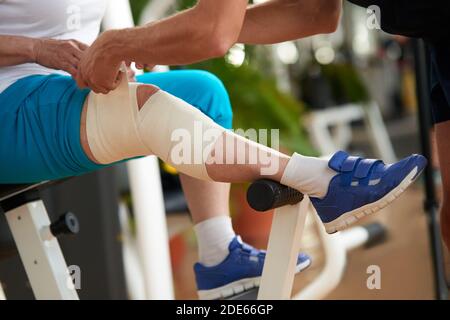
[230,179,386,300]
[0,181,79,299]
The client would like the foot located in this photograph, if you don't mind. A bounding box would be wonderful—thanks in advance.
[311,151,427,234]
[194,236,311,300]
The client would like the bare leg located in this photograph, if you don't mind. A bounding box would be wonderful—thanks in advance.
[179,174,231,224]
[435,121,450,250]
[205,131,290,182]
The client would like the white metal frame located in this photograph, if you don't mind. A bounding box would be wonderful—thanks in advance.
[257,198,377,300]
[306,102,397,163]
[258,198,309,299]
[293,210,370,300]
[5,200,78,300]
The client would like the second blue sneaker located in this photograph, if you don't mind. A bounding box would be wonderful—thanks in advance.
[311,151,427,234]
[194,236,311,300]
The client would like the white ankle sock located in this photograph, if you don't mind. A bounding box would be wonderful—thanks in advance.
[194,216,236,267]
[281,153,337,199]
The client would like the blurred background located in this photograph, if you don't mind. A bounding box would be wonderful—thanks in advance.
[1,0,449,300]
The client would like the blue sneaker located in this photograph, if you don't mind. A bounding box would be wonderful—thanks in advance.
[194,236,311,300]
[311,151,427,234]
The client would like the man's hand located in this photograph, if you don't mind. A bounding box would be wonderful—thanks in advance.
[76,31,123,94]
[33,38,88,77]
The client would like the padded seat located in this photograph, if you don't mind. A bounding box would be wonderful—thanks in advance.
[0,182,47,203]
[0,180,70,204]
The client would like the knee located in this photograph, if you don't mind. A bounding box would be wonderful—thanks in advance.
[136,84,160,110]
[189,70,233,129]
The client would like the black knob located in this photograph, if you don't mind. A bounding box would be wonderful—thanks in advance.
[363,222,387,248]
[247,179,304,212]
[50,212,79,237]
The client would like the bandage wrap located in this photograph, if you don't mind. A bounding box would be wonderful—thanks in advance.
[86,76,225,181]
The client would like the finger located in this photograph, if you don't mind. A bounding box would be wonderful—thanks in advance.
[70,39,89,51]
[71,48,84,60]
[71,50,83,60]
[74,67,91,90]
[67,66,78,78]
[67,55,80,68]
[76,41,89,51]
[61,62,74,75]
[86,80,109,94]
[75,73,88,89]
[95,87,109,94]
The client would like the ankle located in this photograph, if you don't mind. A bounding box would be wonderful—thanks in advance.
[281,153,336,198]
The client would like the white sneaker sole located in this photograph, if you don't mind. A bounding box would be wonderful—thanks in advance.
[323,166,419,234]
[197,258,311,300]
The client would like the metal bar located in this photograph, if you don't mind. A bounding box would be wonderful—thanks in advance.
[257,198,309,299]
[413,39,448,300]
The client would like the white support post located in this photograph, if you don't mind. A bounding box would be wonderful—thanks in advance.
[0,282,6,300]
[5,200,78,300]
[364,101,397,163]
[127,158,174,300]
[257,198,309,300]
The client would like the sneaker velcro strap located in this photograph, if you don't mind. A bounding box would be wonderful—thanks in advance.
[328,151,350,171]
[342,156,361,172]
[241,243,259,257]
[328,151,362,173]
[354,159,382,179]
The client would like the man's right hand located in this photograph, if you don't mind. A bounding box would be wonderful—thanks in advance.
[32,38,88,77]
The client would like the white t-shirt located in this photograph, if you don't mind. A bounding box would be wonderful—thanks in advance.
[0,0,108,93]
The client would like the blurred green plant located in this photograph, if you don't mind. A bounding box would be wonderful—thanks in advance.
[129,0,150,24]
[321,63,370,104]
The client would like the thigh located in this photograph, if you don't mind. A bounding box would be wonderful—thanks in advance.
[0,74,103,183]
[136,70,233,129]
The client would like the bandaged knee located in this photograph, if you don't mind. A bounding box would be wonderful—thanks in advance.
[86,76,225,180]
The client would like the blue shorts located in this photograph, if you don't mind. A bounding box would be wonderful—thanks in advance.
[428,41,450,124]
[0,70,232,183]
